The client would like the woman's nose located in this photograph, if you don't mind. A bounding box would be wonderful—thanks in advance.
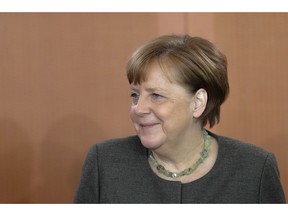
[134,97,150,115]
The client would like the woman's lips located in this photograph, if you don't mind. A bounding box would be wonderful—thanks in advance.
[139,123,160,128]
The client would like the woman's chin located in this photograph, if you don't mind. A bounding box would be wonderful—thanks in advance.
[138,136,163,149]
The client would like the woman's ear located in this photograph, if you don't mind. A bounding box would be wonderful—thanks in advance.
[192,88,207,118]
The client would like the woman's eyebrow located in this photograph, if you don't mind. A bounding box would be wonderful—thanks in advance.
[130,85,168,94]
[145,87,169,95]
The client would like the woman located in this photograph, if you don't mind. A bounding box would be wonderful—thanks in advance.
[74,35,286,203]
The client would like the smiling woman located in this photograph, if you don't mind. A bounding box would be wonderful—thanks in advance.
[129,63,201,152]
[74,34,286,203]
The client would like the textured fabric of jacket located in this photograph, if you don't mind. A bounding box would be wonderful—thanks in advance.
[74,131,286,203]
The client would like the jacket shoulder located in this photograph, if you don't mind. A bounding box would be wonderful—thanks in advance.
[88,135,145,159]
[217,134,270,159]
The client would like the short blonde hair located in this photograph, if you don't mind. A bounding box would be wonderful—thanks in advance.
[127,34,229,128]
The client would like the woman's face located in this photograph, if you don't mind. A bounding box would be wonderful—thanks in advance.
[130,64,197,150]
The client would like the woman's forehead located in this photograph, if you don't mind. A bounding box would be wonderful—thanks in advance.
[131,60,176,85]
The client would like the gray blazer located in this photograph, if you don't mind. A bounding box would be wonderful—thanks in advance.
[74,131,286,203]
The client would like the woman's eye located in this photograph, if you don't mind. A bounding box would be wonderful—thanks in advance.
[151,93,164,101]
[130,93,137,98]
[130,92,139,104]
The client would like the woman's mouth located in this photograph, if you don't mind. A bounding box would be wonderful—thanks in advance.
[139,123,160,128]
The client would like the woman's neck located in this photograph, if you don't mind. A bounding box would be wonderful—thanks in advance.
[151,128,205,172]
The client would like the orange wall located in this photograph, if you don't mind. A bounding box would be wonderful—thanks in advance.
[0,13,287,203]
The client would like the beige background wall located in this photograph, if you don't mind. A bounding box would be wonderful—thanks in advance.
[0,13,287,203]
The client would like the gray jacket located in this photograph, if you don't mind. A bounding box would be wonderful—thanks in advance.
[74,131,286,203]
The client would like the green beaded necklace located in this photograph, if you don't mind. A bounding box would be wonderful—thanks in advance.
[148,130,211,179]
